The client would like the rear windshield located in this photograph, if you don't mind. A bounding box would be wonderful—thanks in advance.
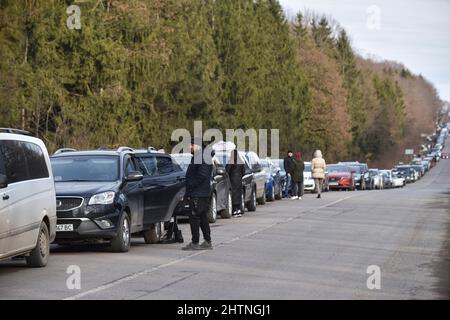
[52,156,120,182]
[327,165,350,173]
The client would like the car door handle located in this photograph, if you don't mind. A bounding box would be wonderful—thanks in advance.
[2,194,9,201]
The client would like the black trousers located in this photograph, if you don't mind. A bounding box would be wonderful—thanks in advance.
[189,197,211,244]
[292,180,304,197]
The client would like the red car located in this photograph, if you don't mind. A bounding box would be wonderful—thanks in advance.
[442,152,449,159]
[326,164,356,190]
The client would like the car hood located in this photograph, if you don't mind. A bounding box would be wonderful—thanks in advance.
[55,181,121,197]
[303,171,312,178]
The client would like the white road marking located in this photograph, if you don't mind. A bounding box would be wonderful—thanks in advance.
[64,193,360,300]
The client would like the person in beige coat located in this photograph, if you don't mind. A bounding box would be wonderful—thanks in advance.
[311,150,326,198]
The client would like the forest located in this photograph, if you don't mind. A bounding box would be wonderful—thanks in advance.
[0,0,444,166]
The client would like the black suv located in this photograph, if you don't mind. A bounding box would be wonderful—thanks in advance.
[50,147,185,252]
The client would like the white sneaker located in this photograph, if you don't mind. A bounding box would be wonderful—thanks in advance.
[298,197,302,200]
[291,196,298,200]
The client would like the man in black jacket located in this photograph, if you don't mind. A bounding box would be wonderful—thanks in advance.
[283,150,295,198]
[182,138,214,251]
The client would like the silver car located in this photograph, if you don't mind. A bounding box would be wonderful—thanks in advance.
[0,129,57,267]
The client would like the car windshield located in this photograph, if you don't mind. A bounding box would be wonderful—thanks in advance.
[396,167,410,173]
[52,156,119,182]
[304,163,311,171]
[171,154,192,172]
[277,160,284,171]
[351,166,361,174]
[327,165,350,173]
[260,160,272,173]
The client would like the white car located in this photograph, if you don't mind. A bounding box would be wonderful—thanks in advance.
[391,172,406,188]
[303,162,315,192]
[369,169,384,189]
[0,129,57,267]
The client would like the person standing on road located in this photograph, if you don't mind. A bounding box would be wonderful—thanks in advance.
[283,150,295,198]
[291,152,305,200]
[311,150,326,199]
[182,138,214,251]
[226,149,245,217]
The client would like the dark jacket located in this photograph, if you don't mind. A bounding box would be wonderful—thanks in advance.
[185,152,213,198]
[284,155,295,175]
[292,159,304,182]
[226,163,245,205]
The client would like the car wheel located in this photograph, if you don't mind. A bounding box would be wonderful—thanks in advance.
[143,221,164,244]
[247,188,257,212]
[110,213,131,252]
[26,222,50,267]
[220,192,232,219]
[275,183,282,200]
[258,185,266,205]
[240,191,246,213]
[267,185,275,202]
[208,193,218,223]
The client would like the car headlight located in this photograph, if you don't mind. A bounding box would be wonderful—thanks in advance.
[88,192,115,205]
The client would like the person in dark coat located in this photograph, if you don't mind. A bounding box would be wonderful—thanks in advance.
[283,150,295,198]
[226,149,245,217]
[291,152,304,200]
[182,137,214,251]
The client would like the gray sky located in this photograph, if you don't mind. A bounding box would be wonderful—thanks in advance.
[279,0,450,101]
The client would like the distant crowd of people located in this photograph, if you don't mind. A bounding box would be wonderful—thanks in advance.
[162,139,327,251]
[284,150,327,199]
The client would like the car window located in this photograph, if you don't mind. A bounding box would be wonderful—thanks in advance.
[125,157,136,175]
[0,150,6,176]
[52,156,119,182]
[23,141,49,180]
[0,140,49,184]
[136,156,158,177]
[157,156,174,175]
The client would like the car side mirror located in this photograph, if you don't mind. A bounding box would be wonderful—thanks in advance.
[125,171,143,182]
[0,174,7,189]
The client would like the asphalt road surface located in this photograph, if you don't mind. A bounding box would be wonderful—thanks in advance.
[1,156,449,300]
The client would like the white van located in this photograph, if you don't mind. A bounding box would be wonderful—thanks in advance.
[0,129,56,267]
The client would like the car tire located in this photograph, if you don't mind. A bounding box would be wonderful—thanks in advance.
[110,213,131,252]
[220,192,232,219]
[240,191,246,214]
[267,184,275,202]
[247,188,257,212]
[143,222,163,244]
[26,222,50,268]
[275,184,282,200]
[257,185,267,205]
[208,193,218,223]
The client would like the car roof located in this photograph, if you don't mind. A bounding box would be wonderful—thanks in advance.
[51,150,124,157]
[0,132,46,147]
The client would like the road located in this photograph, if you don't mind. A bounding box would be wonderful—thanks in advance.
[0,156,449,300]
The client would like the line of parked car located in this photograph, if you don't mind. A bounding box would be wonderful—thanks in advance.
[1,123,448,267]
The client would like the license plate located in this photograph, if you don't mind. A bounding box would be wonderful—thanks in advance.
[329,182,339,186]
[56,224,74,232]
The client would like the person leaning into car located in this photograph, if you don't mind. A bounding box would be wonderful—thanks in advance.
[182,137,214,251]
